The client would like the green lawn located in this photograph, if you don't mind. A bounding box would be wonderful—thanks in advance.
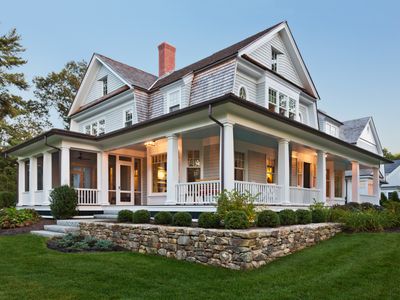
[0,233,399,300]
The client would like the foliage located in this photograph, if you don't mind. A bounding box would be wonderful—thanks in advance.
[295,209,312,224]
[216,190,256,223]
[117,210,133,223]
[311,209,328,223]
[154,211,173,225]
[278,209,297,226]
[0,207,40,229]
[49,185,78,220]
[390,191,400,202]
[132,210,150,224]
[224,210,250,229]
[256,210,280,227]
[33,60,87,129]
[198,212,221,228]
[340,210,393,232]
[172,212,192,227]
[382,147,400,160]
[0,191,16,208]
[360,202,375,211]
[380,192,388,206]
[50,233,114,251]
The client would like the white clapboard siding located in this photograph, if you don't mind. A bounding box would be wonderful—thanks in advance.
[203,144,220,179]
[84,65,126,105]
[249,33,302,87]
[234,72,257,103]
[248,150,266,183]
[256,81,266,107]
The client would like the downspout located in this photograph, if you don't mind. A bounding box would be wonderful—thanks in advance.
[208,104,224,191]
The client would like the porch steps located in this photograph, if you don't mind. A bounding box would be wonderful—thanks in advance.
[93,214,117,220]
[56,219,82,227]
[31,230,66,238]
[31,220,82,238]
[43,225,79,233]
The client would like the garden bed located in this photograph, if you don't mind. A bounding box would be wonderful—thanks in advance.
[0,218,54,236]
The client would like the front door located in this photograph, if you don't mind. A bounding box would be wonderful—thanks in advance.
[117,160,133,204]
[303,162,311,189]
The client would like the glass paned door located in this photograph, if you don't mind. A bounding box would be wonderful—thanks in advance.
[134,159,142,205]
[118,161,133,204]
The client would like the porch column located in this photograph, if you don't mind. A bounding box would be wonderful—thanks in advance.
[372,167,380,200]
[223,122,235,191]
[99,152,109,205]
[327,161,335,201]
[316,150,326,203]
[60,147,70,186]
[29,156,36,206]
[17,160,25,206]
[278,139,290,204]
[351,161,360,203]
[166,134,179,204]
[43,152,52,205]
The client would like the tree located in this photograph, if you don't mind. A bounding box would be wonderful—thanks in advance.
[383,148,400,160]
[33,60,87,129]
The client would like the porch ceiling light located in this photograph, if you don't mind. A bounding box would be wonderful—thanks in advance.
[144,141,155,147]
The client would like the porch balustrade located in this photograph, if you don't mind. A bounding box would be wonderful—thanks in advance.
[289,187,322,205]
[234,181,283,204]
[76,188,99,205]
[175,180,221,204]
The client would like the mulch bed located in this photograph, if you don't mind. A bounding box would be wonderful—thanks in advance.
[0,219,56,236]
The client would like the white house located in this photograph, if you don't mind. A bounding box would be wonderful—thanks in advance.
[381,160,400,199]
[4,21,390,216]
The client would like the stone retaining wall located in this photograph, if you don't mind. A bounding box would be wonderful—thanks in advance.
[79,222,342,270]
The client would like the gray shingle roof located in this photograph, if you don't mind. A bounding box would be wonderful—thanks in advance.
[95,53,158,90]
[385,159,400,174]
[339,117,371,144]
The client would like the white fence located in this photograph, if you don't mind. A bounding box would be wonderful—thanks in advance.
[289,187,322,205]
[175,180,221,204]
[76,188,99,205]
[234,181,283,204]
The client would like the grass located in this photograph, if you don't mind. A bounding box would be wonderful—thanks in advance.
[0,233,400,300]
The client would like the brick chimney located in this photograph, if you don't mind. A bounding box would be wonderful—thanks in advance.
[158,42,176,77]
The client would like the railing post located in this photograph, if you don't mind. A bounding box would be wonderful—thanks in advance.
[278,139,290,204]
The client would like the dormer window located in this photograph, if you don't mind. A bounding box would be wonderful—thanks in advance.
[239,86,247,100]
[100,76,108,96]
[271,48,280,72]
[325,122,338,137]
[167,88,181,112]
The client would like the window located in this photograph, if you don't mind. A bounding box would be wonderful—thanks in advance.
[101,76,108,96]
[187,150,200,182]
[326,169,331,197]
[152,153,167,193]
[234,152,245,181]
[297,161,303,186]
[51,151,60,188]
[268,88,277,112]
[84,120,106,136]
[271,48,279,72]
[37,156,43,191]
[124,109,133,127]
[91,122,97,136]
[239,86,247,100]
[167,89,181,112]
[24,160,30,192]
[279,93,288,116]
[84,125,91,135]
[70,150,97,189]
[289,98,296,120]
[325,122,338,137]
[108,155,116,205]
[266,157,276,183]
[334,171,343,198]
[98,119,105,135]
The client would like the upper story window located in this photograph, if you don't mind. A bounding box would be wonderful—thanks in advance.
[98,119,106,135]
[167,89,181,112]
[239,86,247,100]
[289,98,296,120]
[124,109,133,127]
[268,88,298,120]
[279,93,288,116]
[268,88,277,112]
[271,48,280,72]
[100,76,108,96]
[84,119,106,136]
[325,122,338,137]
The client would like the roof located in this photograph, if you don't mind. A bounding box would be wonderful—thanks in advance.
[317,110,343,125]
[4,93,392,164]
[340,116,371,144]
[385,159,400,174]
[95,53,157,90]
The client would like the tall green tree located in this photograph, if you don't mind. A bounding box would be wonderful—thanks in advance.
[383,148,400,160]
[33,60,87,129]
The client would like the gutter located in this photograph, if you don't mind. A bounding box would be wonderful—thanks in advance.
[208,104,224,191]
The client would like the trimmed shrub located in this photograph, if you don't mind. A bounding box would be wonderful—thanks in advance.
[49,185,78,220]
[380,192,388,206]
[172,212,192,227]
[256,210,280,227]
[132,210,150,224]
[216,190,256,222]
[329,207,347,222]
[224,210,249,229]
[154,211,173,225]
[0,191,16,208]
[279,209,296,226]
[117,210,133,223]
[360,202,375,211]
[344,202,361,211]
[390,191,400,202]
[198,212,221,228]
[341,210,393,232]
[295,209,312,224]
[312,209,328,223]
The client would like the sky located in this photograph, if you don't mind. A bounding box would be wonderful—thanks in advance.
[1,0,400,151]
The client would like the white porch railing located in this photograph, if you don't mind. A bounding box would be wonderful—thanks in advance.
[76,188,99,205]
[289,187,322,205]
[360,194,379,205]
[327,198,346,206]
[175,180,221,204]
[234,181,283,204]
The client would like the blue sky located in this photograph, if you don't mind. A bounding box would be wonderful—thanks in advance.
[1,0,400,151]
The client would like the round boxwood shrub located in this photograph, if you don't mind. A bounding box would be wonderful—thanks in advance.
[198,212,221,228]
[295,209,312,224]
[256,210,280,227]
[312,209,327,223]
[49,185,78,219]
[279,209,297,226]
[0,191,16,208]
[172,212,192,227]
[224,210,249,229]
[154,211,173,225]
[117,210,133,223]
[132,209,150,223]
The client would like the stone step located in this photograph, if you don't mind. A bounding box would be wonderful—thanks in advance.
[44,225,79,233]
[56,220,81,227]
[31,230,66,238]
[93,214,117,220]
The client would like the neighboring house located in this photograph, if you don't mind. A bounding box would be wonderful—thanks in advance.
[4,21,390,216]
[381,160,400,198]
